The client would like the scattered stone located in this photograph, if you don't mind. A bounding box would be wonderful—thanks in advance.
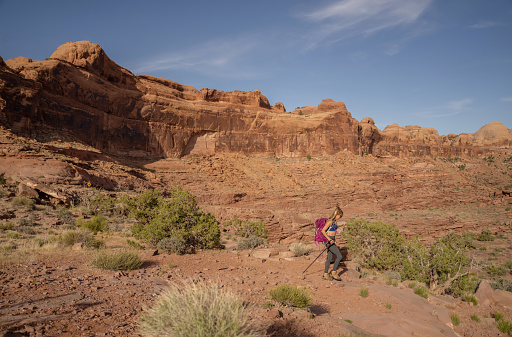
[71,243,83,251]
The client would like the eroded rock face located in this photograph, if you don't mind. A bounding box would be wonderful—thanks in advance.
[0,41,510,159]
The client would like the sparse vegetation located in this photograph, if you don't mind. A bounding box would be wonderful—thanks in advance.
[140,281,267,337]
[359,287,369,298]
[268,284,312,308]
[450,313,460,326]
[491,279,512,292]
[157,235,190,255]
[237,235,265,250]
[464,295,478,305]
[471,314,480,322]
[494,312,512,335]
[477,229,494,242]
[488,264,508,277]
[56,207,75,224]
[289,242,313,257]
[58,229,104,249]
[225,217,267,239]
[90,249,142,270]
[12,197,35,211]
[77,214,109,233]
[414,286,429,299]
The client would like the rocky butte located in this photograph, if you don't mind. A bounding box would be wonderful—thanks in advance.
[1,41,510,160]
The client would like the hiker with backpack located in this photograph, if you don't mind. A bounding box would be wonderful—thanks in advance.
[315,206,344,281]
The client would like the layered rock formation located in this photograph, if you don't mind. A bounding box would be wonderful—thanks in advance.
[0,41,510,159]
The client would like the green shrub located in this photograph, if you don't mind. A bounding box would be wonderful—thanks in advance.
[90,250,143,270]
[488,264,508,277]
[505,260,512,269]
[289,242,313,257]
[12,197,35,211]
[226,218,267,239]
[385,303,392,310]
[90,192,121,216]
[77,215,109,233]
[414,286,428,299]
[345,219,406,271]
[127,239,143,249]
[0,175,6,185]
[464,295,478,305]
[0,222,14,231]
[15,226,36,235]
[58,230,104,249]
[6,232,19,239]
[491,279,512,292]
[127,186,220,250]
[477,229,494,242]
[268,284,312,308]
[450,313,460,326]
[471,314,480,322]
[498,320,512,335]
[345,219,472,295]
[157,236,190,255]
[494,312,512,335]
[237,235,265,250]
[359,287,369,298]
[140,281,266,337]
[56,207,75,224]
[494,312,506,322]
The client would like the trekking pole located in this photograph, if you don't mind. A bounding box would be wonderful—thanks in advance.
[302,243,331,274]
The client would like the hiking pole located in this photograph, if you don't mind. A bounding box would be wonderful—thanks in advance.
[302,243,332,274]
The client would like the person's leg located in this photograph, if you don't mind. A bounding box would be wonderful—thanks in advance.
[331,245,343,271]
[324,248,334,274]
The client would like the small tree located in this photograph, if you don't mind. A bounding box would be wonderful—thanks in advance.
[125,185,220,251]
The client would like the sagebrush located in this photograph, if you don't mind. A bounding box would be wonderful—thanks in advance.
[140,281,267,337]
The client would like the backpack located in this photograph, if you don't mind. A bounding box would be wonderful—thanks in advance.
[314,218,329,243]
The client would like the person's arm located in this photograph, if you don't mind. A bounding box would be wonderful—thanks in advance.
[322,220,334,245]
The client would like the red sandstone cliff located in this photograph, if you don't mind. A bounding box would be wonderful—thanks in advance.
[0,41,510,159]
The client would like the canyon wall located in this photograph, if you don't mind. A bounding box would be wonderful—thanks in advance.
[1,41,510,159]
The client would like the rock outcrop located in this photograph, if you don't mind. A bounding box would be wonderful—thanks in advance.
[0,41,510,159]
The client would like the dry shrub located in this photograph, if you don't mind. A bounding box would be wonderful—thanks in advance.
[289,242,313,257]
[140,281,267,337]
[90,249,142,270]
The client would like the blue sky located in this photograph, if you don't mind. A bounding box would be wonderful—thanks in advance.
[1,0,511,135]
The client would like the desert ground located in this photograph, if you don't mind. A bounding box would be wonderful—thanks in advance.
[1,126,512,337]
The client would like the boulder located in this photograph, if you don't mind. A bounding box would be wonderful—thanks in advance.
[17,183,39,198]
[475,280,496,306]
[495,289,512,309]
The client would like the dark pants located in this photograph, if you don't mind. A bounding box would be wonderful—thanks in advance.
[324,243,343,273]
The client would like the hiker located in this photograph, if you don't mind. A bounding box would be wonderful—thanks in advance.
[321,206,344,281]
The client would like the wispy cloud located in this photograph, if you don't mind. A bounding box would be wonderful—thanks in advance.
[469,20,503,29]
[299,0,433,50]
[133,34,267,79]
[502,97,512,102]
[416,98,474,118]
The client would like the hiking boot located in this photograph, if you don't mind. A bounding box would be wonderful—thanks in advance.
[322,273,333,281]
[331,271,341,281]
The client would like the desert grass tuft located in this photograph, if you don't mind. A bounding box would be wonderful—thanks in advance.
[450,313,461,326]
[359,286,369,298]
[140,281,267,337]
[414,286,429,299]
[90,249,142,271]
[289,242,313,257]
[268,284,312,308]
